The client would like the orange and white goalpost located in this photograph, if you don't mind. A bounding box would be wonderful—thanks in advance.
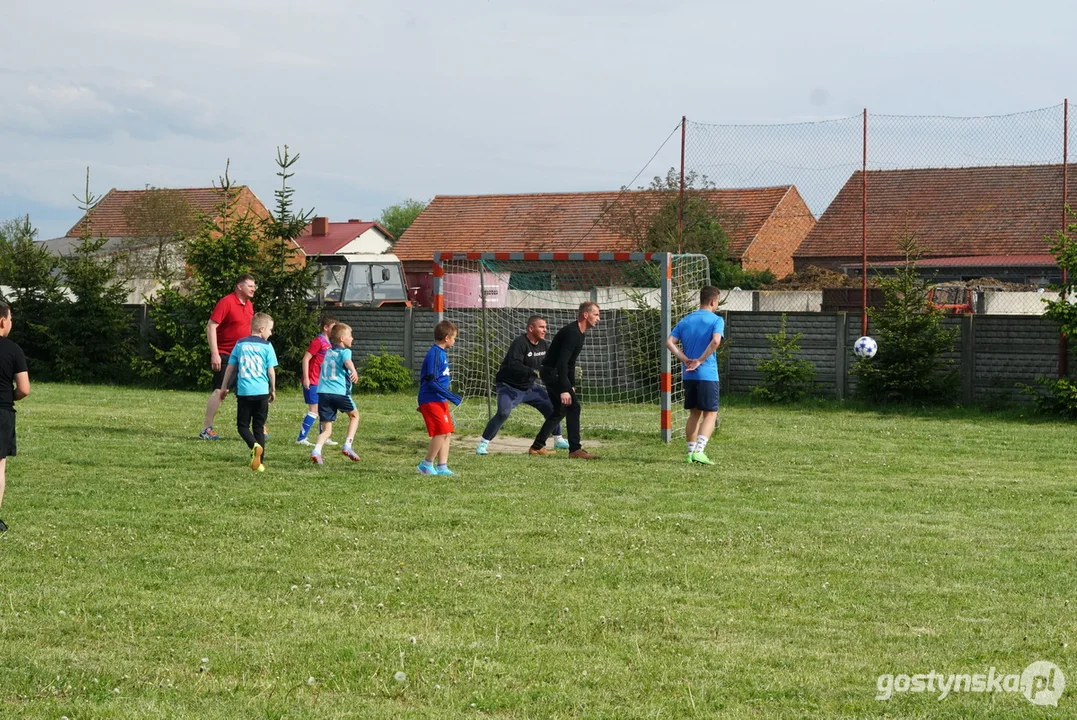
[433,252,710,441]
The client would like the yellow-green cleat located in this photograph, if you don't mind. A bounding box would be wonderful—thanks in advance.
[690,451,715,465]
[685,453,694,464]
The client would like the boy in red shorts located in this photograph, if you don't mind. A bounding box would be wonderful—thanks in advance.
[417,320,462,476]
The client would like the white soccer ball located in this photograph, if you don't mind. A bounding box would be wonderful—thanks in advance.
[853,336,878,359]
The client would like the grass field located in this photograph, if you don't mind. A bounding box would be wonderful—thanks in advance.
[1,384,1075,718]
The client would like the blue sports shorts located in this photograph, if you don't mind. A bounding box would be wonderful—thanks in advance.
[683,380,720,412]
[303,384,319,405]
[318,393,356,422]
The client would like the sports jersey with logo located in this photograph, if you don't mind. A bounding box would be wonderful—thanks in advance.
[228,335,278,396]
[317,346,353,396]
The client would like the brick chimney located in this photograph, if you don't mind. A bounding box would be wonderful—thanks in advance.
[311,217,329,236]
[348,218,362,223]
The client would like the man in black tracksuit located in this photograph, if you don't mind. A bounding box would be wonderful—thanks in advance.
[530,301,601,459]
[475,315,568,454]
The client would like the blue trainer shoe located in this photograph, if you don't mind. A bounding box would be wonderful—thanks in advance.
[554,438,570,450]
[475,440,489,455]
[199,427,221,440]
[417,462,438,475]
[436,467,455,476]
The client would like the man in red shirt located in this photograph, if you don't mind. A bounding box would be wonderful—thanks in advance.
[200,274,257,439]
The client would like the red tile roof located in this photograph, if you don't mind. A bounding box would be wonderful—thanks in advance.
[67,187,264,237]
[391,188,800,262]
[296,219,391,255]
[849,254,1057,269]
[795,164,1075,260]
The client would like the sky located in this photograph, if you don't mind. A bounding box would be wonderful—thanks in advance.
[0,0,1073,240]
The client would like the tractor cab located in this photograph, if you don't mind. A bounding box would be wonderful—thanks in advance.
[313,253,411,307]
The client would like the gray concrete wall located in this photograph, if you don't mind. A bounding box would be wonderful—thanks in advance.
[334,308,1076,405]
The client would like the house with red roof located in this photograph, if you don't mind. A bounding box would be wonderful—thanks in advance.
[294,217,394,256]
[793,164,1072,285]
[41,186,272,302]
[391,187,815,296]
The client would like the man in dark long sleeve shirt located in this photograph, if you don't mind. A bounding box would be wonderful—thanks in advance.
[475,316,567,454]
[530,302,601,458]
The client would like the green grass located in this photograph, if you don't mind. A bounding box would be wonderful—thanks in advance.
[2,384,1076,718]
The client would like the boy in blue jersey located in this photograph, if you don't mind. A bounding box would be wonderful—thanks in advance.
[666,286,724,465]
[310,323,361,465]
[296,314,337,445]
[417,320,462,476]
[218,312,278,471]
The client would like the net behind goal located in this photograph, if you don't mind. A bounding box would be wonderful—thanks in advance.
[433,252,710,441]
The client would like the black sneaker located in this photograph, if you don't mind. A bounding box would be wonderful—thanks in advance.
[0,518,8,533]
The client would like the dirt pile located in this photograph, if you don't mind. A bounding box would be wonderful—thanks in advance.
[762,266,877,290]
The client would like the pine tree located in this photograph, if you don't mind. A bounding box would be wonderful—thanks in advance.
[853,233,959,405]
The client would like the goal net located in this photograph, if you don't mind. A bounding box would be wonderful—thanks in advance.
[433,252,710,440]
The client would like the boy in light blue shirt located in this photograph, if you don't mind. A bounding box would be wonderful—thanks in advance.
[310,323,361,465]
[666,286,725,465]
[218,313,278,471]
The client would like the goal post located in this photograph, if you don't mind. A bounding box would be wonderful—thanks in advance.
[432,252,710,442]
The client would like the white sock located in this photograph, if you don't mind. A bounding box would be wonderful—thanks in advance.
[553,434,564,442]
[480,437,491,444]
[345,436,354,447]
[687,441,696,454]
[695,435,709,453]
[313,442,324,455]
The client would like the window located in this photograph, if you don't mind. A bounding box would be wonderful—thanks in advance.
[342,264,373,303]
[371,263,407,302]
[319,263,346,301]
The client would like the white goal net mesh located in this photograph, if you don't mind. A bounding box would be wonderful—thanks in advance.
[438,254,710,438]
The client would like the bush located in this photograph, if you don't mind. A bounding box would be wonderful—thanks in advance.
[1021,377,1077,419]
[0,216,64,378]
[752,314,815,403]
[1027,206,1077,417]
[52,234,136,383]
[1,197,135,384]
[355,351,413,393]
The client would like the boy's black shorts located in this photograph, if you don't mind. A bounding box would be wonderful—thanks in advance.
[0,408,16,460]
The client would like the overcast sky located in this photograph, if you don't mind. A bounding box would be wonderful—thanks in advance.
[1,0,1072,240]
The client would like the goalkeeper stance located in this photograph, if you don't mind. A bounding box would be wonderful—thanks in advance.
[666,285,724,465]
[475,315,569,455]
[529,302,601,459]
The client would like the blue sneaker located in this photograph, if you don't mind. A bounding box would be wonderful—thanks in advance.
[417,462,438,475]
[475,440,489,455]
[436,466,455,476]
[554,438,570,450]
[199,427,221,440]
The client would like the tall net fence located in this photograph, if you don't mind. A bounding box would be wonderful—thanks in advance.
[437,253,709,439]
[684,103,1073,316]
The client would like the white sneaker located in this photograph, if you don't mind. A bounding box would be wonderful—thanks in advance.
[296,439,314,446]
[325,439,339,446]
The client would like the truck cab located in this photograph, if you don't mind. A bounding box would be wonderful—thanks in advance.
[313,253,411,307]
